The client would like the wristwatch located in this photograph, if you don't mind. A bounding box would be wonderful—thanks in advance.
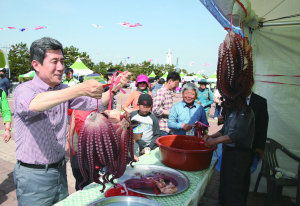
[5,128,12,131]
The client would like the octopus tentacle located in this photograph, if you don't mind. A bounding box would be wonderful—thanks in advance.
[77,111,135,192]
[78,127,89,189]
[102,117,120,155]
[100,123,117,174]
[127,125,136,167]
[95,127,106,166]
[111,129,128,180]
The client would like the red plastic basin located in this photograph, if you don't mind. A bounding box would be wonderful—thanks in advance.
[156,135,216,171]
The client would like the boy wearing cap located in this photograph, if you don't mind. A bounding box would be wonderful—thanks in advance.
[63,68,79,86]
[130,94,160,156]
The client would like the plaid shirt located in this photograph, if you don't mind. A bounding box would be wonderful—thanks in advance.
[153,86,173,133]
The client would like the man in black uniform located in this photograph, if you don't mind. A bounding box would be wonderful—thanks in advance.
[203,103,255,206]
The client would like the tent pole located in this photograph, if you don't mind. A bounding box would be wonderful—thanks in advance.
[260,21,300,27]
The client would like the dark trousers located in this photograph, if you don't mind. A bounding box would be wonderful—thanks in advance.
[214,104,222,118]
[219,148,250,206]
[160,130,171,137]
[242,150,256,204]
[72,168,91,191]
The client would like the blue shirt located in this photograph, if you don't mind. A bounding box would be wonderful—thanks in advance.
[195,88,214,112]
[168,100,209,135]
[151,83,163,98]
[0,77,11,96]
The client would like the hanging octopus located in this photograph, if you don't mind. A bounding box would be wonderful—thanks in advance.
[77,110,135,192]
[76,71,135,193]
[217,31,253,116]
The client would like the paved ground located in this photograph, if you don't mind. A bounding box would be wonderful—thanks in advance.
[0,89,296,205]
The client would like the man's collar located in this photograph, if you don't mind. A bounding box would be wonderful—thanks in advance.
[182,100,196,108]
[163,84,172,91]
[66,77,74,82]
[247,92,252,100]
[32,74,62,92]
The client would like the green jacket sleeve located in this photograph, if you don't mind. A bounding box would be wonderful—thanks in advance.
[1,91,12,123]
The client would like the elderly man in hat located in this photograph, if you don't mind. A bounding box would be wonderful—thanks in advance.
[63,68,79,86]
[196,79,214,120]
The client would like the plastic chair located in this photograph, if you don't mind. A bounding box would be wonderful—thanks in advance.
[253,138,300,206]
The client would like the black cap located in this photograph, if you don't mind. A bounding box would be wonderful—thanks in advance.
[65,68,73,74]
[148,77,155,83]
[138,94,153,106]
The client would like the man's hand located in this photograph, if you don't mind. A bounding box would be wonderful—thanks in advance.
[193,122,198,129]
[3,130,11,143]
[218,115,224,124]
[134,155,139,162]
[181,123,193,131]
[254,149,264,160]
[104,110,122,124]
[79,79,103,99]
[114,72,132,86]
[197,101,201,104]
[204,138,217,148]
[202,135,212,141]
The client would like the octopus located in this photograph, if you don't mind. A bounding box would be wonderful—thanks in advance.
[124,172,178,194]
[77,110,135,192]
[217,30,253,116]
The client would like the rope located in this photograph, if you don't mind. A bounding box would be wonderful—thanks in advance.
[236,0,247,18]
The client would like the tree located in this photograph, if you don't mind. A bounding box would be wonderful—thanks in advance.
[164,64,177,74]
[92,61,108,76]
[151,64,165,77]
[180,68,195,76]
[63,46,94,69]
[200,73,209,79]
[8,43,31,80]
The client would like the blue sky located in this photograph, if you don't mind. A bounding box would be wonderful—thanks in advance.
[1,0,227,77]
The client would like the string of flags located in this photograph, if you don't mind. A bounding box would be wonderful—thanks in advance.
[92,24,104,28]
[116,22,143,27]
[0,25,48,32]
[0,22,144,32]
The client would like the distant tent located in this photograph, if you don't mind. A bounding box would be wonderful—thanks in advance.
[209,73,217,78]
[84,73,106,83]
[148,71,155,77]
[207,72,217,83]
[180,72,186,77]
[19,71,35,81]
[195,74,204,79]
[70,57,93,76]
[162,72,168,78]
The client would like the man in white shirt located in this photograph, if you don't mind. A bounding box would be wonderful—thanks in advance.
[129,78,137,92]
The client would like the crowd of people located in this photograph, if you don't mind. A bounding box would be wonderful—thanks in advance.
[0,36,269,206]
